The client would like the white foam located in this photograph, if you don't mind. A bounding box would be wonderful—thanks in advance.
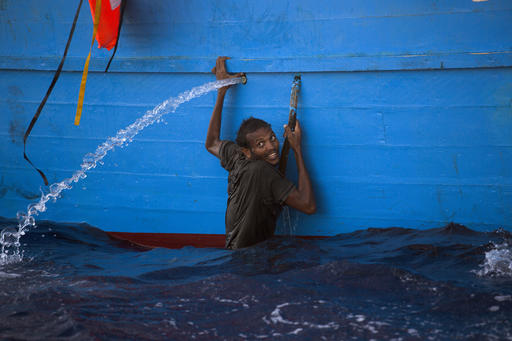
[408,328,419,336]
[0,271,21,279]
[474,242,512,277]
[165,319,177,329]
[287,328,303,335]
[270,303,298,325]
[355,314,366,322]
[265,301,339,330]
[494,295,512,302]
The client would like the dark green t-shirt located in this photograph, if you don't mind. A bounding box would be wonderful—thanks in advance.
[219,141,295,249]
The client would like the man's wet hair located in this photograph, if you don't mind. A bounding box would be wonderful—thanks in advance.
[236,117,271,148]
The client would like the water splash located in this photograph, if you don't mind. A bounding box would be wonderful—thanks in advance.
[279,206,298,236]
[0,78,242,265]
[475,241,512,277]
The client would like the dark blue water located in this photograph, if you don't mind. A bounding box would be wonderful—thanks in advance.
[1,218,511,340]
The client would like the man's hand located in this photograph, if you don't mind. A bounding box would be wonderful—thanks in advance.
[284,120,303,153]
[283,119,316,215]
[206,56,243,158]
[211,56,243,91]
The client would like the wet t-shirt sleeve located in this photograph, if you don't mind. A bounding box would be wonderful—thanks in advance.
[219,140,239,172]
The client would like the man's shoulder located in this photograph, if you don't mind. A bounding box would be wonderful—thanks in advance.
[219,140,238,154]
[246,160,282,178]
[220,140,244,170]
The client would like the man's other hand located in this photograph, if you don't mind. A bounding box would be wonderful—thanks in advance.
[284,120,303,152]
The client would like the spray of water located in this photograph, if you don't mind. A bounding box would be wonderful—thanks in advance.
[280,206,298,236]
[0,78,242,265]
[475,242,512,277]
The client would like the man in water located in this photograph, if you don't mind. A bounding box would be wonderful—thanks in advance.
[205,56,316,249]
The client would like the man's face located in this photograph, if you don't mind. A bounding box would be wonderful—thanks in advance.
[244,127,280,166]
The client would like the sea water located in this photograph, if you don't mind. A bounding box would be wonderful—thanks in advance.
[0,218,511,340]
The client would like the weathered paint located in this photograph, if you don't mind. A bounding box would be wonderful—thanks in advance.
[0,0,511,239]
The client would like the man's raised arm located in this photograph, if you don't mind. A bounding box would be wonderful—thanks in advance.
[283,120,317,215]
[205,56,242,158]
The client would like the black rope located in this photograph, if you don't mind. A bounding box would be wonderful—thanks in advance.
[105,0,127,72]
[23,0,84,186]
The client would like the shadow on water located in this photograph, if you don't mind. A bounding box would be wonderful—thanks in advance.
[0,217,511,340]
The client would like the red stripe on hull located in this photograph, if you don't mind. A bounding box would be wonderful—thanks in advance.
[107,232,327,249]
[107,232,226,249]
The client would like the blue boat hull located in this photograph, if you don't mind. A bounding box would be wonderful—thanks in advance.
[1,0,511,246]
